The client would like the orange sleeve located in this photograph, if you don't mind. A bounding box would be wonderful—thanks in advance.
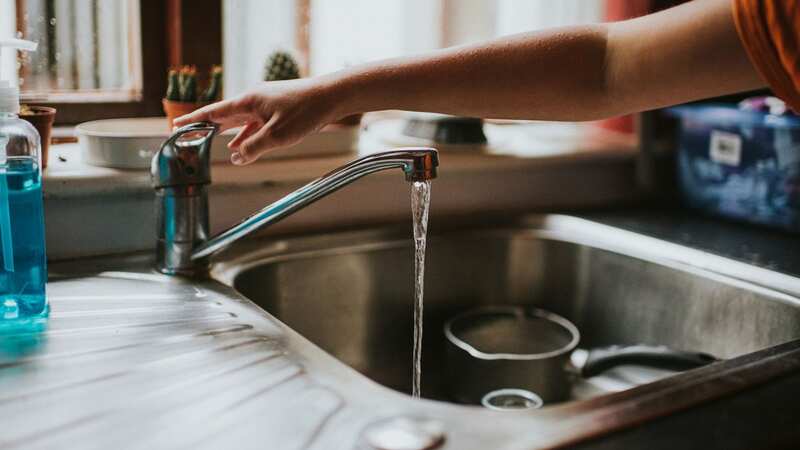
[733,0,800,111]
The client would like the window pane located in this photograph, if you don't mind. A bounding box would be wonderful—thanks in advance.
[0,0,16,85]
[223,0,297,98]
[6,0,142,101]
[309,0,440,75]
[495,0,605,36]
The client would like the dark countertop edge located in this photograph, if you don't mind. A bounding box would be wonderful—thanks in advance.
[577,206,800,281]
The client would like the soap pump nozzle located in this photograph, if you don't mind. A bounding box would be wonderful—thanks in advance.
[0,38,38,115]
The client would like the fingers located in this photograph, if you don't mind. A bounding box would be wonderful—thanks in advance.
[228,122,260,148]
[173,97,253,131]
[232,115,287,165]
[232,126,271,165]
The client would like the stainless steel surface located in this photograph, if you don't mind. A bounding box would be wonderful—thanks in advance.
[151,122,217,188]
[152,122,438,275]
[151,122,218,275]
[0,267,346,450]
[4,216,800,449]
[358,416,446,450]
[191,148,439,260]
[154,189,210,275]
[224,219,800,405]
[481,389,544,411]
[444,306,580,404]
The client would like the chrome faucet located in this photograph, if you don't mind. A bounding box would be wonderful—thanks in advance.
[151,122,439,276]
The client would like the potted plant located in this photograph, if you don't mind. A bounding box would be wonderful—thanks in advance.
[264,51,362,127]
[19,105,56,169]
[163,65,223,128]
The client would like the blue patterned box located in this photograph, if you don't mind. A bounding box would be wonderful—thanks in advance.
[669,105,800,231]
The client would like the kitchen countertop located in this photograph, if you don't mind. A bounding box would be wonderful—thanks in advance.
[0,264,340,449]
[2,210,800,449]
[0,253,560,450]
[584,208,800,278]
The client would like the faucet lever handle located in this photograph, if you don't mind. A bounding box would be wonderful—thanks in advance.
[152,122,219,189]
[166,121,219,147]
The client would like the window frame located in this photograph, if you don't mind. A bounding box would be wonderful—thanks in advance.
[15,0,219,126]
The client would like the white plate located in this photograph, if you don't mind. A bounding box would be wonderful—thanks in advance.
[76,117,359,169]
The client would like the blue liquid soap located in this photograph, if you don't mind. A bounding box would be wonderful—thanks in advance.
[0,38,46,321]
[0,158,46,319]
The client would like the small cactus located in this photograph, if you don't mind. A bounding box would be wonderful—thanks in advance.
[165,69,181,101]
[166,65,223,102]
[264,51,300,82]
[179,66,198,102]
[200,65,223,102]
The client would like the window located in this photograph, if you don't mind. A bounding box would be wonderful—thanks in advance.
[3,1,629,123]
[12,0,140,101]
[223,0,608,97]
[1,0,176,124]
[223,0,299,99]
[308,0,441,75]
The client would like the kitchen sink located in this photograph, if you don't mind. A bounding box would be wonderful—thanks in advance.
[217,216,800,407]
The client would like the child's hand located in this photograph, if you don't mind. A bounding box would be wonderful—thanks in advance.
[173,78,340,165]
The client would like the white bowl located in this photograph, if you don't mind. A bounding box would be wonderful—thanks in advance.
[76,117,359,169]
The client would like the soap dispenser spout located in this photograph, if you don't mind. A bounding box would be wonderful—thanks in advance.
[0,39,38,115]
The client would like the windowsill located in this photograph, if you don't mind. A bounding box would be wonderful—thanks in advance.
[23,89,141,104]
[44,143,369,197]
[45,121,637,197]
[44,143,149,198]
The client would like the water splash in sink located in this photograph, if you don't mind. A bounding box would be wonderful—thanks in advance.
[411,180,431,398]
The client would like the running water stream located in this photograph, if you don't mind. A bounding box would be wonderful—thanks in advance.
[411,180,431,398]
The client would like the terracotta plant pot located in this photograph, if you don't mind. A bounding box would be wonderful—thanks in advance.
[162,99,210,129]
[19,106,56,169]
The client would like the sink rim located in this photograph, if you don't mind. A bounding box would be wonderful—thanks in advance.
[214,214,800,304]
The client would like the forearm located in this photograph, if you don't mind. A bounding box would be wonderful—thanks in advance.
[331,26,614,121]
[328,0,764,122]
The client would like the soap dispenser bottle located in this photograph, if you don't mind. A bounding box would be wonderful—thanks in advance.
[0,39,47,319]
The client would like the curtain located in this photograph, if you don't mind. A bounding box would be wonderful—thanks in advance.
[309,0,441,75]
[17,0,135,93]
[223,0,297,99]
[0,0,16,86]
[496,0,605,35]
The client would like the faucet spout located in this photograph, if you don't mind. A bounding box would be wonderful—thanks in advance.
[191,147,439,261]
[403,150,439,182]
[152,123,438,276]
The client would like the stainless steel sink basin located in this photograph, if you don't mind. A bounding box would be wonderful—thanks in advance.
[216,215,800,410]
